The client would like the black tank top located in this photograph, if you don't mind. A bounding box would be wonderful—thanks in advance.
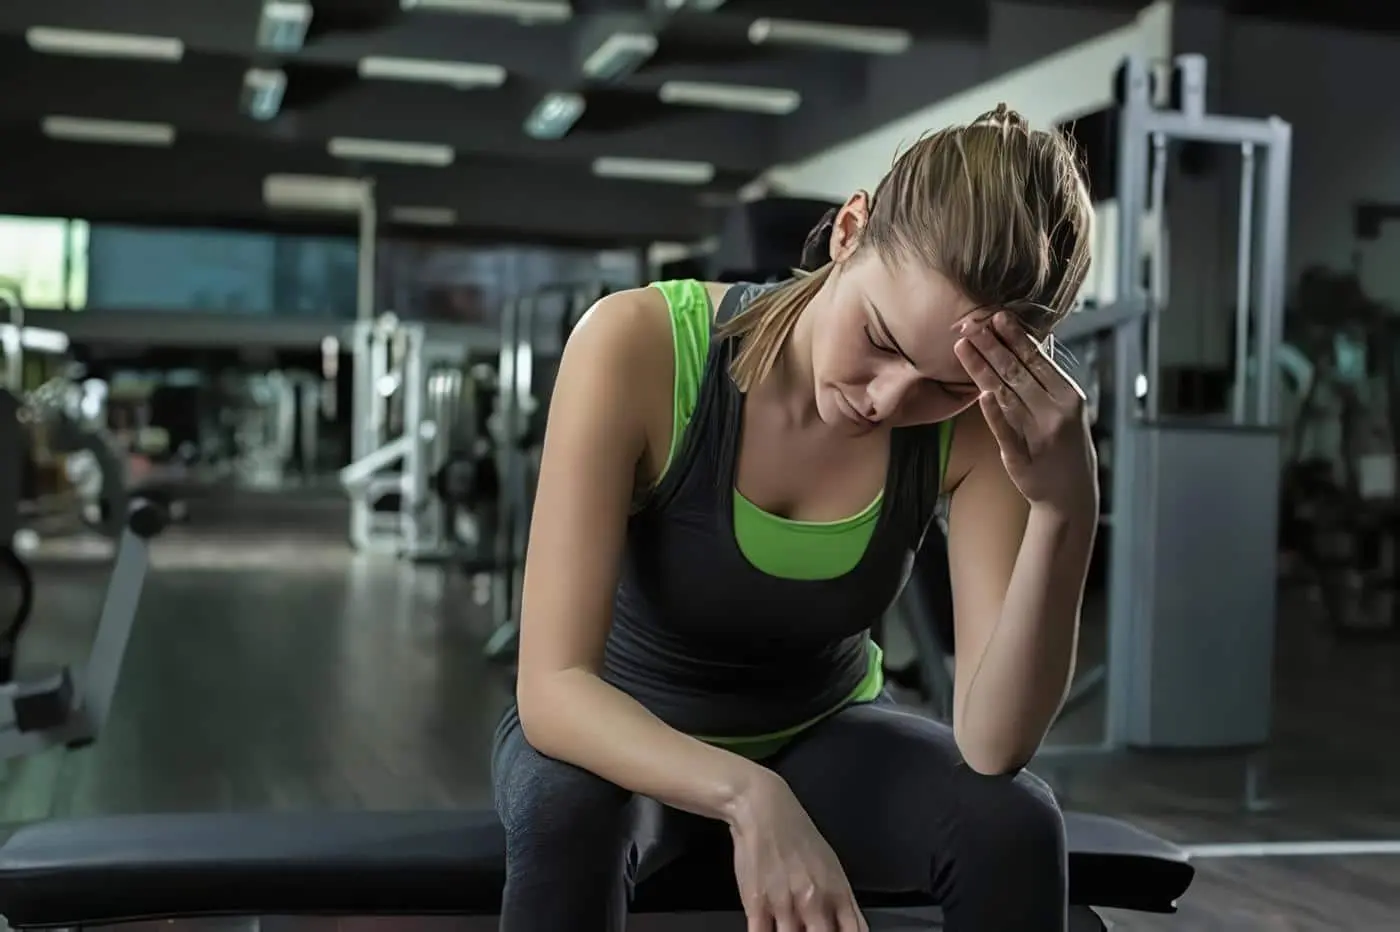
[602,283,946,737]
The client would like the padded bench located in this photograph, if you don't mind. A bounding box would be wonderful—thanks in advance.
[0,809,1193,928]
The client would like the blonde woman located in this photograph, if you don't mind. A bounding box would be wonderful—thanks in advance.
[494,105,1098,932]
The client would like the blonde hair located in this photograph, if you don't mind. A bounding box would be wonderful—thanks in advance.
[719,104,1093,392]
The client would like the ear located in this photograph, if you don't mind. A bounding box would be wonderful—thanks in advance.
[829,191,871,263]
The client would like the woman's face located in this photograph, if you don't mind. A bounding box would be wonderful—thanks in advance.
[808,197,986,434]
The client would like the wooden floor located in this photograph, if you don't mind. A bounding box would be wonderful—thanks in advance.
[4,491,1398,929]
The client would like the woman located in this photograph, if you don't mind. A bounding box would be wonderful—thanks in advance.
[493,105,1098,931]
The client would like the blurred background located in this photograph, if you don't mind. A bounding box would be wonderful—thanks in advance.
[0,0,1397,929]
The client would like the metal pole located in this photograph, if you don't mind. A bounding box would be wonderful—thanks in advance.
[0,282,24,394]
[1231,143,1257,425]
[356,180,378,323]
[1145,132,1168,420]
[1254,122,1292,427]
[1104,56,1151,747]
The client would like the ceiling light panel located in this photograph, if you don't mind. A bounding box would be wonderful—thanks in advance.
[328,137,456,167]
[747,18,911,56]
[400,0,572,24]
[358,57,507,89]
[658,81,801,115]
[42,116,177,147]
[592,156,715,185]
[26,27,185,62]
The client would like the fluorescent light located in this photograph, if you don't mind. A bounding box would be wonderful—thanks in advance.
[328,137,455,167]
[592,156,714,185]
[658,0,727,9]
[357,56,507,88]
[581,32,657,80]
[400,0,573,24]
[390,206,458,226]
[523,92,585,140]
[26,27,184,62]
[42,116,176,147]
[257,0,313,53]
[242,68,287,121]
[658,80,800,115]
[747,18,911,56]
[264,175,371,213]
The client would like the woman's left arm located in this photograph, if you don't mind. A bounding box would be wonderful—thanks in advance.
[943,312,1100,775]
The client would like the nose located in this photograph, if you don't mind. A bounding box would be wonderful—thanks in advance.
[862,367,921,421]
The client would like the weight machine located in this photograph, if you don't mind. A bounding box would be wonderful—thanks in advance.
[482,284,606,662]
[340,315,472,558]
[895,54,1292,802]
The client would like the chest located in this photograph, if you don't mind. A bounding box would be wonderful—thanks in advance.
[733,400,889,522]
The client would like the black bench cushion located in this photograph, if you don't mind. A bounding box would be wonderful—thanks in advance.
[0,810,1193,928]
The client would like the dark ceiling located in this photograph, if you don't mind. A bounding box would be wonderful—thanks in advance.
[0,0,995,247]
[0,0,1388,249]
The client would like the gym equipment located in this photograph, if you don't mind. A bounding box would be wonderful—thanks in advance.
[482,284,608,662]
[341,314,472,558]
[21,379,132,540]
[0,497,165,760]
[1099,54,1290,758]
[0,807,1192,931]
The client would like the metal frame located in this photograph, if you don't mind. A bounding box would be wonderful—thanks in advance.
[1031,54,1292,767]
[482,284,603,661]
[342,318,468,557]
[0,505,161,761]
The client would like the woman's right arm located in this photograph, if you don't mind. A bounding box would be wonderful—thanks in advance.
[513,288,774,825]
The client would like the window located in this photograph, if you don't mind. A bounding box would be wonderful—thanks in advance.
[0,215,85,310]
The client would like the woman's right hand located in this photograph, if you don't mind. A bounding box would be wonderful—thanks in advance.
[729,770,869,932]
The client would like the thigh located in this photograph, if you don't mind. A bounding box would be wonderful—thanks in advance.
[767,698,1059,895]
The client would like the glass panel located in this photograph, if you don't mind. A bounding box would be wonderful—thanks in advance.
[272,235,359,319]
[87,224,278,313]
[377,241,641,326]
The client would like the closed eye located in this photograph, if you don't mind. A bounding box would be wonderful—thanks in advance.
[864,324,898,355]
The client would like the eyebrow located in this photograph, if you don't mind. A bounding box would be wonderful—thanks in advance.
[871,302,978,389]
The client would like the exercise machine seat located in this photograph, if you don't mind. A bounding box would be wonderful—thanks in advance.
[0,809,1193,927]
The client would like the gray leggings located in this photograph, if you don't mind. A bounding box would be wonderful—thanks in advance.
[491,695,1067,930]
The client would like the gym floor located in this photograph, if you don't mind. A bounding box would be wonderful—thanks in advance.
[6,490,1398,930]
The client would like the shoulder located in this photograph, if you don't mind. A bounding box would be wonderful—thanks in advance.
[568,286,673,369]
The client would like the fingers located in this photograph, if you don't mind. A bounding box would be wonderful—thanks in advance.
[838,896,868,932]
[979,392,1028,463]
[954,336,1036,429]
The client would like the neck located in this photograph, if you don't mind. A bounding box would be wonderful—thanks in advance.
[759,285,822,426]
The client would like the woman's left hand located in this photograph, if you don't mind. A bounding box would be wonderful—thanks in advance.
[954,311,1098,514]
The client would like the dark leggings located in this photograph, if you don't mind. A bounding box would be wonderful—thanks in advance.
[492,695,1067,930]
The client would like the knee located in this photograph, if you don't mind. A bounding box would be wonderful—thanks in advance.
[494,738,630,850]
[956,768,1065,868]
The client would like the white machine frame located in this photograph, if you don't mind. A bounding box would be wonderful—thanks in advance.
[342,317,468,558]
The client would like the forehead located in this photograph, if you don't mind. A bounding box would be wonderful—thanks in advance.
[855,257,979,376]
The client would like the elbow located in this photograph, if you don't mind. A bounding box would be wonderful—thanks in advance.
[514,670,562,751]
[953,719,1040,777]
[956,739,1033,777]
[515,666,590,754]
